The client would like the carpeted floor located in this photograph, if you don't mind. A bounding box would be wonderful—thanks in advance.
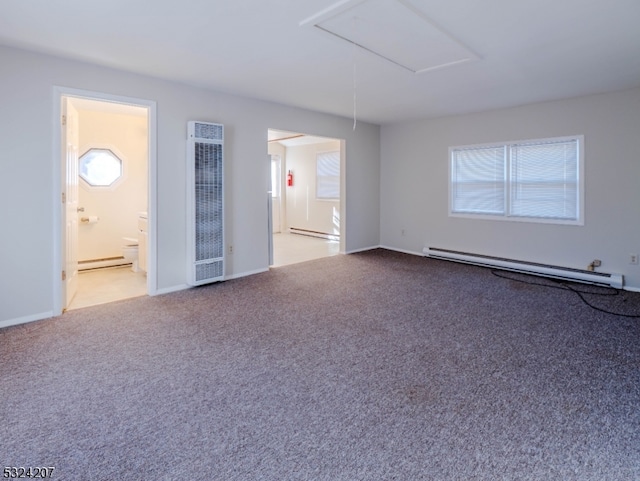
[2,249,639,480]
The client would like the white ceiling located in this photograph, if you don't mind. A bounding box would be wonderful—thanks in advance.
[1,0,639,125]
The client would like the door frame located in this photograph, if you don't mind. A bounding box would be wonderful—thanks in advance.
[266,152,280,266]
[61,98,80,308]
[270,153,283,234]
[267,154,274,266]
[52,86,158,315]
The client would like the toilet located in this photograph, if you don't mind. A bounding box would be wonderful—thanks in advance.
[122,237,139,272]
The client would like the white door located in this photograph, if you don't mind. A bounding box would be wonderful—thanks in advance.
[62,98,80,309]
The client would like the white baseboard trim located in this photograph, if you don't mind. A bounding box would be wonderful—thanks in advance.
[0,311,55,330]
[154,284,190,296]
[345,245,381,254]
[226,268,269,280]
[153,268,270,294]
[623,285,640,293]
[346,245,424,256]
[379,245,424,257]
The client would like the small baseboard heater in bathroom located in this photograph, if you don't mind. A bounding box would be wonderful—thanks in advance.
[423,247,623,289]
[79,257,129,271]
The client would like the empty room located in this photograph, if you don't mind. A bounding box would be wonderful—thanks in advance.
[1,1,639,479]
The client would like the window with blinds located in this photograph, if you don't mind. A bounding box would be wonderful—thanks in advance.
[450,135,583,224]
[316,151,340,200]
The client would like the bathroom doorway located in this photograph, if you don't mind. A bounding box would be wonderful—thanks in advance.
[57,89,156,312]
[267,129,343,267]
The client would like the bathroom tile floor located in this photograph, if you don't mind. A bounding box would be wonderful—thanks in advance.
[67,233,339,311]
[67,266,147,311]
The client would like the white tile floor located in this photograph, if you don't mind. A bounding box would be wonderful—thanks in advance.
[67,266,147,311]
[67,233,339,310]
[271,232,340,267]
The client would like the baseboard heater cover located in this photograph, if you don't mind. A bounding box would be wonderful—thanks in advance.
[79,257,129,271]
[289,227,339,241]
[423,247,623,289]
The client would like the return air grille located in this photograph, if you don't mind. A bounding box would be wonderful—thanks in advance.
[196,260,223,282]
[191,122,223,141]
[194,142,223,261]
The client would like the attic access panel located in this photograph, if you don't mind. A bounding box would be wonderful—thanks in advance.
[301,0,478,74]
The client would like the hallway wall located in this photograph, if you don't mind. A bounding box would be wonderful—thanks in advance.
[284,140,341,236]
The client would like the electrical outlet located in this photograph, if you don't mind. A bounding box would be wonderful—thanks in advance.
[631,254,639,265]
[228,245,233,255]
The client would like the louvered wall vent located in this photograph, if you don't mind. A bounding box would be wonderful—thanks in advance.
[187,121,225,285]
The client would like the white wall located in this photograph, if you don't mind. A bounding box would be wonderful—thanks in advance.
[77,109,147,262]
[0,45,380,326]
[284,140,341,236]
[381,87,640,290]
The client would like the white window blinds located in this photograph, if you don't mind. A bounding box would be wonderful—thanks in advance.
[316,151,340,199]
[449,136,583,224]
[510,139,578,220]
[451,145,505,215]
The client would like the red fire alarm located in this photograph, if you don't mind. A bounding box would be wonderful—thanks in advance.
[287,170,293,187]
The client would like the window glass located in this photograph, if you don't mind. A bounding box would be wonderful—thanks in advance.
[451,145,505,215]
[510,139,578,220]
[79,149,122,187]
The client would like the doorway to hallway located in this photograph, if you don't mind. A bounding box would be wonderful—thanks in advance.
[267,128,344,267]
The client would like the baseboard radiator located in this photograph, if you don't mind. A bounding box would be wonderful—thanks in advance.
[423,247,623,289]
[79,257,129,271]
[289,227,339,241]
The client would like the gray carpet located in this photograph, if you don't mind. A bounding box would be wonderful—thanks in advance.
[2,249,639,480]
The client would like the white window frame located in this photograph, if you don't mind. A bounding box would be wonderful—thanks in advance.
[449,135,584,225]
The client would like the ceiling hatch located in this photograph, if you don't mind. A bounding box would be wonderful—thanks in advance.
[301,0,479,74]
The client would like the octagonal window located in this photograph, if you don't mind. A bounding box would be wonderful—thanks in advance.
[79,149,123,187]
